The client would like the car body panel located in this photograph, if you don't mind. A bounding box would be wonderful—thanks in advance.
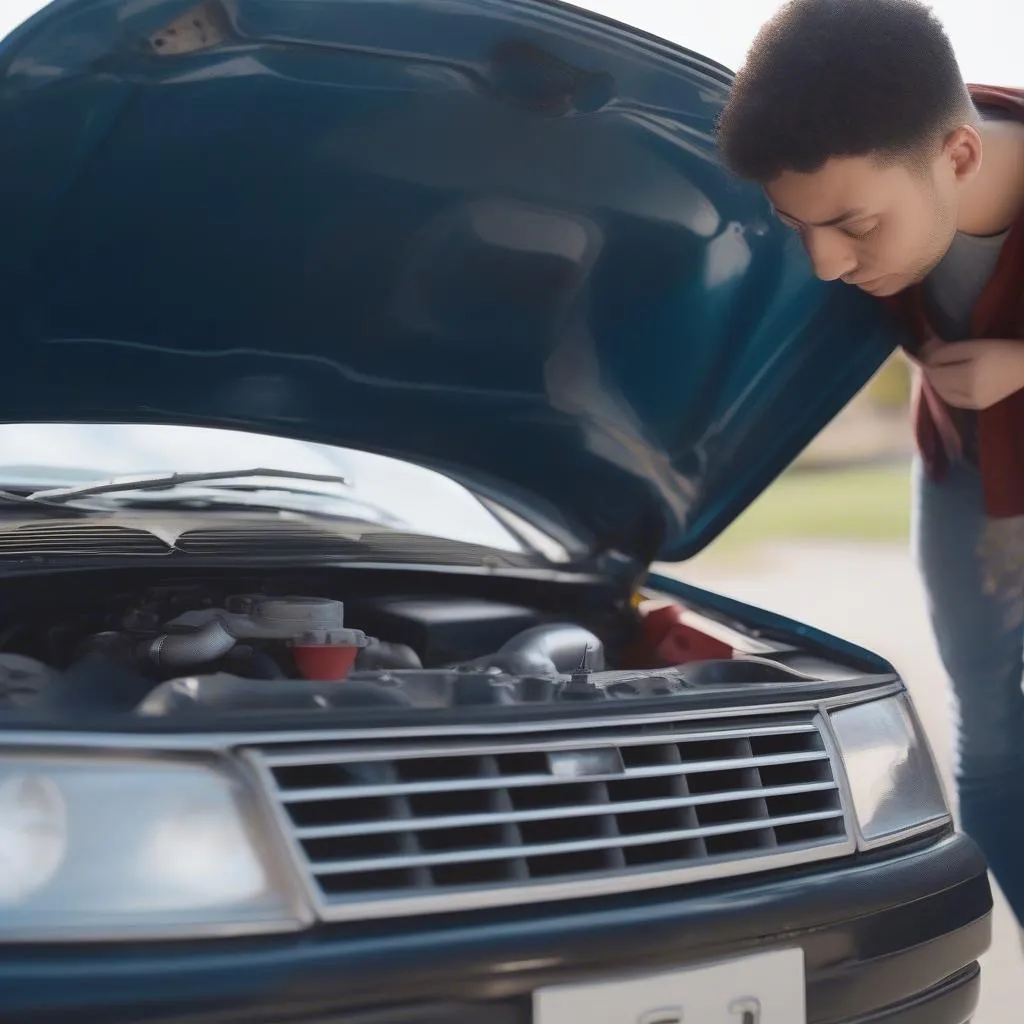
[0,833,990,1023]
[0,0,899,565]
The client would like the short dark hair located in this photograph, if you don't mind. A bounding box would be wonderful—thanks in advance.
[717,0,974,182]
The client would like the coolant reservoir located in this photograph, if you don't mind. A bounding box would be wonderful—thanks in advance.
[221,595,371,681]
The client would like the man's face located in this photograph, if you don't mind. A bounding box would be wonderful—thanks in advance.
[764,153,959,297]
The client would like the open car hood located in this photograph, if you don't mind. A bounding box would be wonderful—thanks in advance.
[0,0,898,567]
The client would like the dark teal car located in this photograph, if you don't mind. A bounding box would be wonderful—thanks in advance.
[0,0,992,1021]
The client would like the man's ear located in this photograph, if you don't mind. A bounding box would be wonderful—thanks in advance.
[943,123,984,185]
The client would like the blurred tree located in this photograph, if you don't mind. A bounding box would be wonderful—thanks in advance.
[863,354,911,410]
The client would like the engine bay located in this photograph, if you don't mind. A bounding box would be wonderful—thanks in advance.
[0,567,885,721]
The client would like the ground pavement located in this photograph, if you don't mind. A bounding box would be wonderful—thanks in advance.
[663,540,1022,1023]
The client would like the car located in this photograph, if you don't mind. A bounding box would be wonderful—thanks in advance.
[0,0,992,1022]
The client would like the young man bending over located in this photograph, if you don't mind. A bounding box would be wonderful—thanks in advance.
[717,0,1024,923]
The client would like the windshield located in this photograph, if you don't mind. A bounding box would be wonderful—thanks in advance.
[0,423,556,555]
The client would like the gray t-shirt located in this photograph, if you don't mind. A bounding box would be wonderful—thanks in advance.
[922,110,1013,462]
[923,228,1010,464]
[924,227,1010,343]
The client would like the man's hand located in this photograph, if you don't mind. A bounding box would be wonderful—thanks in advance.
[920,339,1024,410]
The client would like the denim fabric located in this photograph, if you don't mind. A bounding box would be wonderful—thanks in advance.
[912,456,1024,923]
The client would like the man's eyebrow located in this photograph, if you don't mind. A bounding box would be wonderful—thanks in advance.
[772,206,869,228]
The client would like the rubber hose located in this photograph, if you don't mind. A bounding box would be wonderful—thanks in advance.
[482,623,605,676]
[147,618,237,670]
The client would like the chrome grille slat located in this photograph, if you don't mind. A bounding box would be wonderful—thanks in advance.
[276,750,831,802]
[250,712,852,921]
[292,780,840,839]
[258,722,821,767]
[307,809,846,875]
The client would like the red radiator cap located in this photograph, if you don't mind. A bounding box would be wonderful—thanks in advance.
[291,643,361,681]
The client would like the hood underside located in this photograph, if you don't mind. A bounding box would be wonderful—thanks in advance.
[0,0,898,566]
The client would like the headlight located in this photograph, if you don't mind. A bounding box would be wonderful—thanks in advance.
[829,693,951,850]
[0,754,307,940]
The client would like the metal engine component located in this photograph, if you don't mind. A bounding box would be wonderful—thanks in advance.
[144,595,369,671]
[0,654,56,709]
[463,622,605,676]
[355,639,423,671]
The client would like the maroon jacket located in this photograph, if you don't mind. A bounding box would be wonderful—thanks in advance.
[886,85,1024,517]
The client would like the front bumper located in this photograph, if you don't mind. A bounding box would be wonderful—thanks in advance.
[0,832,991,1024]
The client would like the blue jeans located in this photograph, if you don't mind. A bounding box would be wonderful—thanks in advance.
[912,456,1024,924]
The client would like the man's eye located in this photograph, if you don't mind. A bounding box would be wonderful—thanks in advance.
[844,222,878,240]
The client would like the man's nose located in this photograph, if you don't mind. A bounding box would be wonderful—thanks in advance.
[802,229,857,282]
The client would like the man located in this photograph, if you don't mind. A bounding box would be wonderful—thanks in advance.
[716,0,1024,925]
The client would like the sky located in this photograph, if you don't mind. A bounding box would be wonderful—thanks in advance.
[1,0,1020,85]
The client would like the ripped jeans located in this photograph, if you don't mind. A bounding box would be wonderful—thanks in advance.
[913,456,1024,924]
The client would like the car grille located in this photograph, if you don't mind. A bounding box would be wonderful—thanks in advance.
[177,526,536,567]
[0,522,172,556]
[250,714,852,920]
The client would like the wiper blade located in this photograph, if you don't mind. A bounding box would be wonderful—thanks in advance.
[29,468,352,506]
[0,490,94,517]
[105,490,406,529]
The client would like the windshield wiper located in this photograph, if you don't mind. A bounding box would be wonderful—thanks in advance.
[29,468,352,506]
[102,488,408,529]
[0,490,94,516]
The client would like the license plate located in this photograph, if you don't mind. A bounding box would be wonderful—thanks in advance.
[532,947,805,1024]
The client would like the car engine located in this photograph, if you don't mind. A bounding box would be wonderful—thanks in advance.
[0,572,822,719]
[0,578,665,717]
